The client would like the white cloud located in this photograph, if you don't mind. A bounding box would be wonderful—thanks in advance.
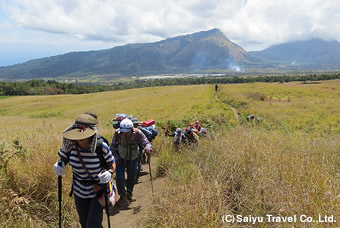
[1,0,340,65]
[4,0,340,47]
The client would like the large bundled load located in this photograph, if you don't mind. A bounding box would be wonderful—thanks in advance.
[141,119,155,127]
[141,119,158,142]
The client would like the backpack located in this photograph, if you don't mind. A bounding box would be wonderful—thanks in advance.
[145,124,157,140]
[113,120,121,129]
[139,127,152,142]
[112,113,128,129]
[151,129,158,139]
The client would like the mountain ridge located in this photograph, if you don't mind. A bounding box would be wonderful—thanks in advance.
[1,29,340,80]
[249,38,340,68]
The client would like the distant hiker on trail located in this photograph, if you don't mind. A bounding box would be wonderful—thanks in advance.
[110,118,152,208]
[53,113,116,228]
[247,115,263,124]
[247,115,255,122]
[215,84,218,92]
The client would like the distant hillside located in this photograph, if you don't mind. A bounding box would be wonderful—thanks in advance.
[249,39,340,68]
[0,29,255,80]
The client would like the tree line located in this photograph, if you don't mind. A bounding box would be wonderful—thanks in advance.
[0,80,112,96]
[0,73,339,96]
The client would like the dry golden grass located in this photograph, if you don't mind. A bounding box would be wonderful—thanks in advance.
[0,81,339,227]
[0,84,230,227]
[217,79,340,135]
[149,127,339,227]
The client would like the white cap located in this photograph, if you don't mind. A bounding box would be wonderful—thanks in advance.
[120,118,133,132]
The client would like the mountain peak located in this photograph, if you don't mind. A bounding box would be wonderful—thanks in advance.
[0,28,252,79]
[201,28,223,35]
[184,28,227,41]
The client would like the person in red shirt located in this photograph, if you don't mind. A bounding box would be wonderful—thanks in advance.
[194,120,201,132]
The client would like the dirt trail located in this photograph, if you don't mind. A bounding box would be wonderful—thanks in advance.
[215,93,239,121]
[103,158,164,228]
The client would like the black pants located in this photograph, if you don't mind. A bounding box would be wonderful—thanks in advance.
[74,194,103,228]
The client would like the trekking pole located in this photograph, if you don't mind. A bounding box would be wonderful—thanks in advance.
[103,183,111,228]
[57,161,62,228]
[147,154,155,202]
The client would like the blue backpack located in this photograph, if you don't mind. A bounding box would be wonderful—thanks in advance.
[151,129,158,139]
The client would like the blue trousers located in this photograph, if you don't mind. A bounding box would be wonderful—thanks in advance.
[115,158,138,196]
[74,194,103,228]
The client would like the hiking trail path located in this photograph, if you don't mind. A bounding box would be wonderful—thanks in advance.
[103,157,165,228]
[103,91,237,227]
[214,93,239,121]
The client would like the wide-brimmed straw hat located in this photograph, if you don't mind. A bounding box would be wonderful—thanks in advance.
[63,113,97,140]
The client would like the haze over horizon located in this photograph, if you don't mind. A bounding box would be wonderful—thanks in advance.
[1,0,340,67]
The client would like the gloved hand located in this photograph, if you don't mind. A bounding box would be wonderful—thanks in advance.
[145,148,152,155]
[53,160,65,176]
[98,171,112,184]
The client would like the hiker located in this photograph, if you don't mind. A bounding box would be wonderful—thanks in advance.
[199,128,209,137]
[185,127,199,146]
[257,117,263,124]
[247,115,255,122]
[110,118,152,208]
[171,128,186,150]
[113,113,127,129]
[129,116,152,183]
[194,120,201,132]
[215,84,218,92]
[130,116,153,142]
[186,122,199,134]
[53,113,116,228]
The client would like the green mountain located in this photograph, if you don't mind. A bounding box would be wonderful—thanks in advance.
[0,29,254,80]
[1,30,340,80]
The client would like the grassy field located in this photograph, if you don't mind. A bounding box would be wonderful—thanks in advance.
[217,80,340,135]
[0,80,339,227]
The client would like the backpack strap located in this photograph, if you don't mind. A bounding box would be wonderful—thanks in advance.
[75,146,97,183]
[96,135,110,170]
[134,128,140,141]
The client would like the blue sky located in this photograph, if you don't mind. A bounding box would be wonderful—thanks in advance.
[1,0,340,67]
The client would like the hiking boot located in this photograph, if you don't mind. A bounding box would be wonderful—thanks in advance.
[135,175,140,184]
[116,194,129,209]
[126,191,136,203]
